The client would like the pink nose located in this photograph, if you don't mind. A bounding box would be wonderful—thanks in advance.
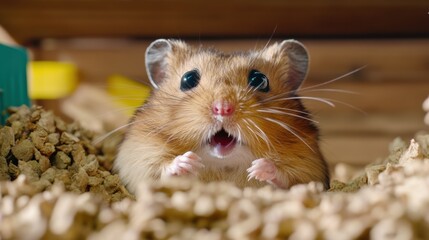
[212,100,235,116]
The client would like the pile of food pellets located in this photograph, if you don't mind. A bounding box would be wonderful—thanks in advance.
[1,105,429,239]
[0,105,131,203]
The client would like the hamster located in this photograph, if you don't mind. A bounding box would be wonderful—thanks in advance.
[114,39,330,193]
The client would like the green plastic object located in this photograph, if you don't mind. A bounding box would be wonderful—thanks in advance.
[0,43,30,125]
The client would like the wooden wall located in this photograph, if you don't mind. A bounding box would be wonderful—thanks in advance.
[1,0,428,166]
[0,0,428,43]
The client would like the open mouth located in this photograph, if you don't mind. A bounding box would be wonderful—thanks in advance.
[209,128,237,158]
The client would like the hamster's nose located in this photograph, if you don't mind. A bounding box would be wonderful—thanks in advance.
[212,100,235,116]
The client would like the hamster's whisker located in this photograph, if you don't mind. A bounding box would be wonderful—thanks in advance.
[249,28,276,67]
[250,66,365,107]
[270,96,336,107]
[319,98,367,115]
[92,119,147,144]
[242,119,261,146]
[252,94,335,108]
[253,91,296,104]
[240,86,255,102]
[248,101,265,108]
[248,48,262,67]
[298,88,360,95]
[158,117,206,146]
[243,84,254,96]
[290,96,366,115]
[144,121,174,138]
[256,109,319,124]
[91,106,141,119]
[298,66,367,92]
[263,106,311,115]
[262,26,277,52]
[250,80,267,94]
[109,97,151,101]
[245,119,267,145]
[246,118,275,151]
[252,91,364,116]
[249,39,273,69]
[236,124,244,144]
[262,117,315,153]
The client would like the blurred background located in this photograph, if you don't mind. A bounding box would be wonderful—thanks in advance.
[0,0,428,168]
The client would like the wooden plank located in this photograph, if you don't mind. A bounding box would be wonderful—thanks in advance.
[317,113,427,136]
[321,135,393,165]
[1,0,428,43]
[33,39,429,84]
[302,81,429,115]
[304,40,429,84]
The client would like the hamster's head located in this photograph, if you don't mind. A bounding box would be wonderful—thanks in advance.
[144,39,315,159]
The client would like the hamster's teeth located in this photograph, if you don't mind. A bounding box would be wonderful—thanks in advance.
[215,115,224,123]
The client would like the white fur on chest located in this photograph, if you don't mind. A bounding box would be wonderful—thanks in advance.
[195,144,256,170]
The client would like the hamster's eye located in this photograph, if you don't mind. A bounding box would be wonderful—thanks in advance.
[180,69,201,91]
[248,69,269,92]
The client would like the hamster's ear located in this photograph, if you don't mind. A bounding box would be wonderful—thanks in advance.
[145,39,173,89]
[262,40,309,91]
[280,40,309,91]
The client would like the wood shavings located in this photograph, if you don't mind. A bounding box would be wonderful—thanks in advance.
[1,105,429,239]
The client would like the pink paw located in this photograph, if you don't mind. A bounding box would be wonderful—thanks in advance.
[247,158,277,182]
[247,158,289,189]
[166,151,204,176]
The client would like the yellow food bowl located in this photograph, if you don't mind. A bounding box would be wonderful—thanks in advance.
[107,74,151,116]
[29,61,78,99]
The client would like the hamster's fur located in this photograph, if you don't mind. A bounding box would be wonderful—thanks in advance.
[115,39,330,193]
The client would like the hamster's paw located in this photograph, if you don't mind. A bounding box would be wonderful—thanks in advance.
[247,158,276,182]
[166,151,204,176]
[247,158,289,189]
